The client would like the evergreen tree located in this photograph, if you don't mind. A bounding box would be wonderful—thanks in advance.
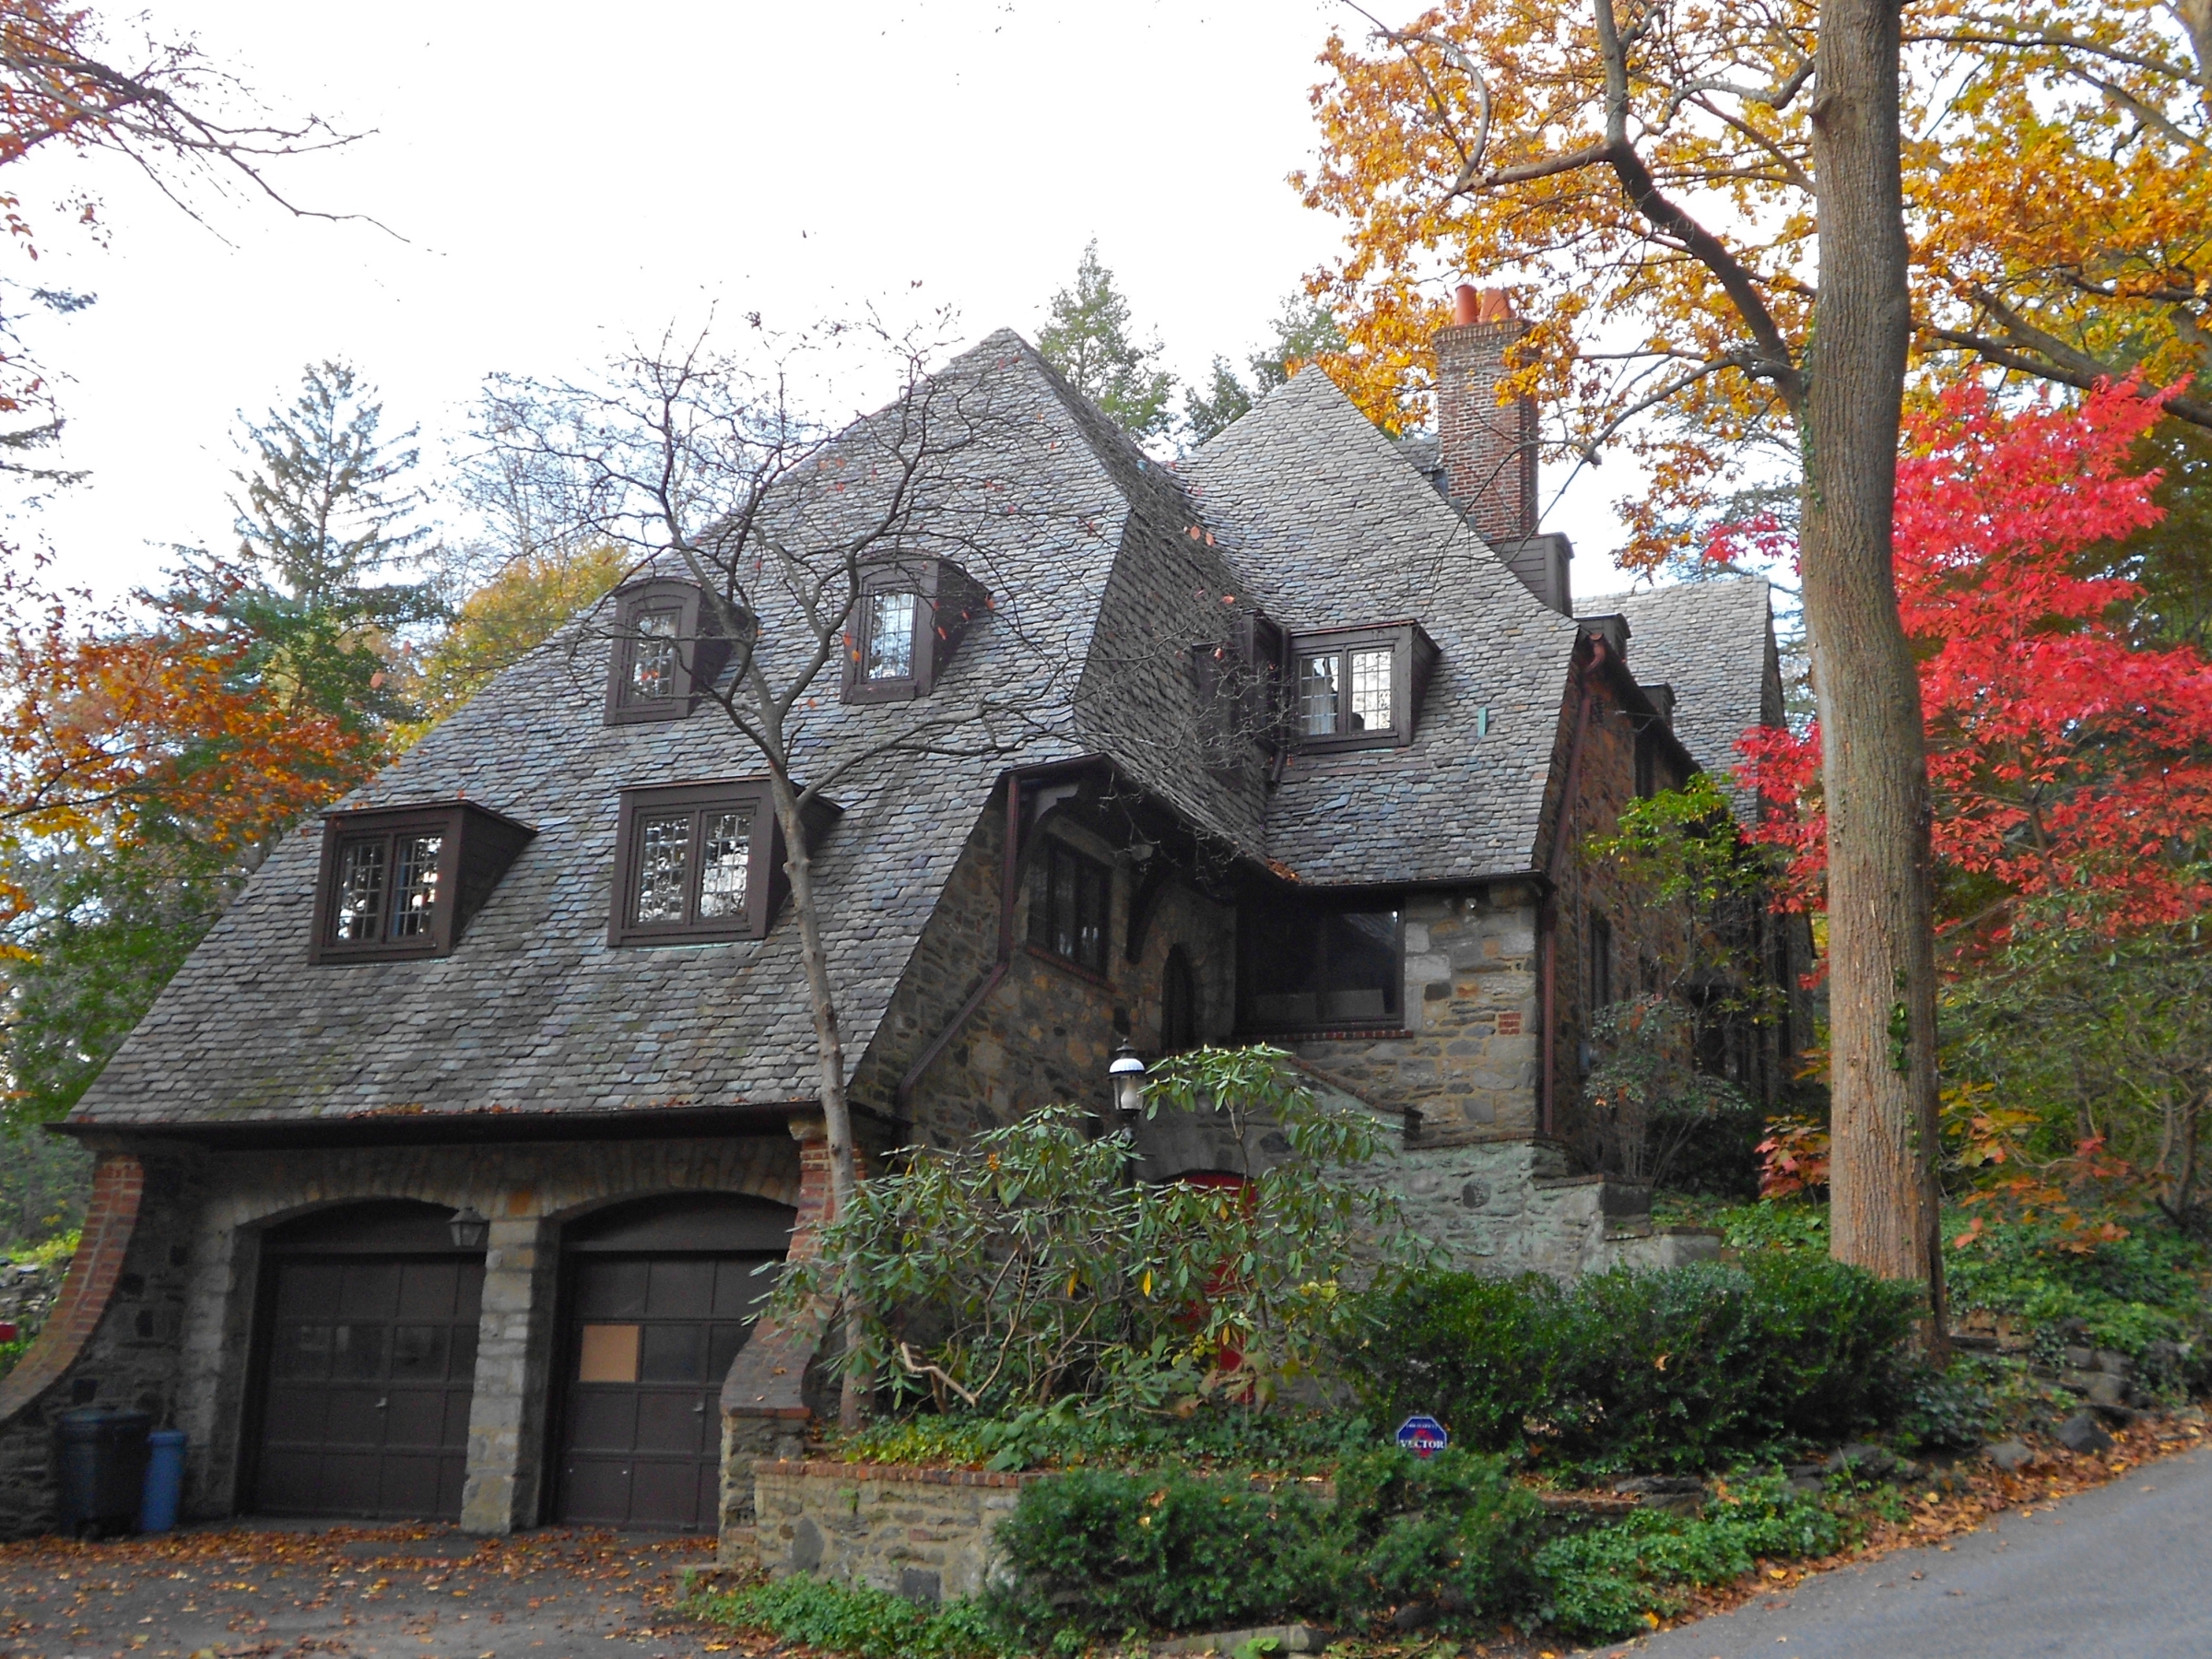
[1037,241,1176,441]
[169,360,442,735]
[1182,297,1347,445]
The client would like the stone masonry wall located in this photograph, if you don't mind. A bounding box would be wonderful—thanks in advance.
[1289,886,1543,1139]
[0,1149,200,1539]
[754,1460,1037,1602]
[865,791,1236,1147]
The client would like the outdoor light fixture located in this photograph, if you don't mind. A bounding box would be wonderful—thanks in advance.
[1110,1041,1147,1120]
[447,1206,490,1251]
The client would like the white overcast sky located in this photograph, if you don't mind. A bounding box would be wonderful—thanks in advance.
[7,0,1634,602]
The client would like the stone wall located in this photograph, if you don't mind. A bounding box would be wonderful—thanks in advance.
[1289,886,1543,1139]
[0,1149,200,1539]
[1374,1134,1720,1279]
[752,1459,1037,1602]
[864,788,1237,1147]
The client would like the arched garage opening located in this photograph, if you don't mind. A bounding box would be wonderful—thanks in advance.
[247,1199,486,1521]
[550,1191,794,1533]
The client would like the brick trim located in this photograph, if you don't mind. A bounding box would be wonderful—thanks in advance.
[0,1153,144,1424]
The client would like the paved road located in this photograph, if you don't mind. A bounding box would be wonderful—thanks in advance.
[1611,1444,2212,1659]
[0,1522,725,1659]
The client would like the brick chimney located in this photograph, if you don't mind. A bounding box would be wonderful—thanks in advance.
[1435,283,1537,547]
[1435,283,1571,613]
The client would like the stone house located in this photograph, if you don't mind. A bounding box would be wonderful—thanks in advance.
[0,290,1789,1541]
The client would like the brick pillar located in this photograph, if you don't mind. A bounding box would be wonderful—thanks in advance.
[717,1112,833,1560]
[1435,290,1538,547]
[459,1212,556,1535]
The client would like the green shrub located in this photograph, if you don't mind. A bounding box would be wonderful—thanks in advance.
[990,1468,1342,1638]
[988,1448,1539,1637]
[1532,1475,1844,1640]
[1337,1255,1920,1472]
[1333,1446,1543,1613]
[690,1575,1015,1659]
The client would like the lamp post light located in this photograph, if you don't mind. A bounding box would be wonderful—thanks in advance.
[1110,1041,1147,1122]
[447,1206,490,1251]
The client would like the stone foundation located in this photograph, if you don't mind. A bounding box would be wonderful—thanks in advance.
[751,1459,1037,1601]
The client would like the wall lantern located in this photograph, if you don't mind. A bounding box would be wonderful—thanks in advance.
[1109,1041,1147,1122]
[447,1206,490,1251]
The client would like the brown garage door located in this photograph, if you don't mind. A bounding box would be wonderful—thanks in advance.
[250,1202,484,1520]
[552,1194,792,1533]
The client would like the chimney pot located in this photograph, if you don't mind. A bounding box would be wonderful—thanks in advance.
[1452,283,1481,326]
[1477,287,1514,324]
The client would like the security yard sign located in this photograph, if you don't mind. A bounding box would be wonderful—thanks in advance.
[1395,1414,1449,1459]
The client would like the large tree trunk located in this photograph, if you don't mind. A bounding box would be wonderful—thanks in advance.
[767,768,869,1426]
[1803,0,1947,1322]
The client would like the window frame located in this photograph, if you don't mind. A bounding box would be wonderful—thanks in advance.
[841,560,991,705]
[607,780,781,947]
[309,801,536,965]
[603,579,729,726]
[1235,897,1406,1035]
[1286,622,1440,752]
[1589,910,1615,1012]
[1026,835,1113,978]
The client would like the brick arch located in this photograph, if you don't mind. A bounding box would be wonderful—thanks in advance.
[0,1154,143,1430]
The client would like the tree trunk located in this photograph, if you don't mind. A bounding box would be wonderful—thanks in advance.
[767,768,869,1427]
[1802,0,1947,1326]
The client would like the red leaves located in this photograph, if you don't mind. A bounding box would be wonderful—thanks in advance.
[1735,379,2212,940]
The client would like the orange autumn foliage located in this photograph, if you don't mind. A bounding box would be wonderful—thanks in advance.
[1297,0,2211,561]
[0,561,371,919]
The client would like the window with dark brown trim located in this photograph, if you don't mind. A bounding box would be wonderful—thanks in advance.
[311,801,536,964]
[1589,911,1615,1011]
[1237,897,1403,1031]
[841,560,991,704]
[1028,838,1111,975]
[609,781,783,946]
[604,580,730,725]
[1287,622,1440,751]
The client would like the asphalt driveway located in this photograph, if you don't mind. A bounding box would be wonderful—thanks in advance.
[1614,1443,2212,1659]
[0,1522,727,1659]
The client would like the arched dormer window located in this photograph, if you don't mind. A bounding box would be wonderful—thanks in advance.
[604,579,731,725]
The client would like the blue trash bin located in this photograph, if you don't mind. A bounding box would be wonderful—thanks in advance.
[138,1429,185,1534]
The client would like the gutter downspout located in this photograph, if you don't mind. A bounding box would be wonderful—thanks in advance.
[1539,637,1606,1135]
[895,769,1030,1120]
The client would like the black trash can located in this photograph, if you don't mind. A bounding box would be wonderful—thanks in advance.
[55,1407,152,1538]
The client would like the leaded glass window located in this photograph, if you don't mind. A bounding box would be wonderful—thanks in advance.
[626,608,682,702]
[861,590,917,682]
[633,814,693,925]
[611,783,779,945]
[698,812,751,918]
[333,840,388,943]
[390,834,444,938]
[1348,648,1394,731]
[1298,653,1341,738]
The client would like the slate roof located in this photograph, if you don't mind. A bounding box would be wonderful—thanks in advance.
[69,340,1768,1132]
[1186,369,1583,884]
[1578,576,1782,817]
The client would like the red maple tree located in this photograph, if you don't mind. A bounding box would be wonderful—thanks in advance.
[1735,379,2212,943]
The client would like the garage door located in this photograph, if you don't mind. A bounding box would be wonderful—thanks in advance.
[553,1194,793,1533]
[250,1202,484,1520]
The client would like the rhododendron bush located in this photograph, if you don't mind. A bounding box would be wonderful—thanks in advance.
[1738,383,2212,1228]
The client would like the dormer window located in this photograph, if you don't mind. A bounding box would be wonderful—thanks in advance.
[311,802,536,964]
[604,579,730,725]
[841,560,990,704]
[1287,623,1441,752]
[608,780,841,947]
